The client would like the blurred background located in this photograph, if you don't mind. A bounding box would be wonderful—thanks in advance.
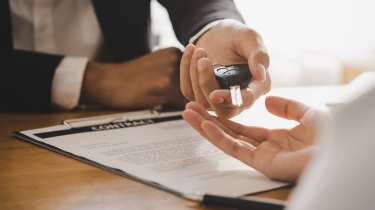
[151,0,375,87]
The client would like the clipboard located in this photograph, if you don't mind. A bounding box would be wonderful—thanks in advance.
[13,109,190,198]
[13,109,288,203]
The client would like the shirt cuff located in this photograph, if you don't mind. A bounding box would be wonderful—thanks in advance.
[51,56,88,110]
[189,19,231,44]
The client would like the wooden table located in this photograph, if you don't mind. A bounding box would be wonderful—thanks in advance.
[0,111,291,210]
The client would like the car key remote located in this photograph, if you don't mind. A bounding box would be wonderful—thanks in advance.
[214,64,253,107]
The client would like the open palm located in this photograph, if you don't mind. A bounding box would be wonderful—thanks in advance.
[183,96,324,181]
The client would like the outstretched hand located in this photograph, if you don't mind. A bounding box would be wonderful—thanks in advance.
[183,96,326,181]
[180,20,271,118]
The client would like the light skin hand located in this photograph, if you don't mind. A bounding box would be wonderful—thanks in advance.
[81,47,186,110]
[183,96,327,182]
[180,20,271,118]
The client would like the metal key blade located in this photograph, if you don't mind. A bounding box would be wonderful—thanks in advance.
[230,85,243,107]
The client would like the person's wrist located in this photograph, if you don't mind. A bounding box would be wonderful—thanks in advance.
[81,61,112,105]
[195,19,240,46]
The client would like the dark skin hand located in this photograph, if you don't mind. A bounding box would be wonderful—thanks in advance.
[81,47,187,110]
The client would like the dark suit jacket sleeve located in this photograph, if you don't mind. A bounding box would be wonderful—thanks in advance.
[1,0,63,112]
[157,0,244,45]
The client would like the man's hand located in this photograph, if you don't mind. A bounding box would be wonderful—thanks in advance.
[82,47,186,110]
[180,20,271,118]
[183,96,328,181]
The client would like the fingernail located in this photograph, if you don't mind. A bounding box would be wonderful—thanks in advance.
[257,64,266,82]
[215,97,224,104]
[209,93,223,104]
[200,120,209,129]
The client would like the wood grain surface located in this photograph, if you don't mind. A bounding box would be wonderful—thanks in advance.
[0,111,291,210]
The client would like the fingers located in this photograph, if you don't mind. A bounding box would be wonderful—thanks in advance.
[201,120,256,165]
[185,101,211,119]
[217,118,269,143]
[182,109,208,139]
[248,50,269,82]
[265,96,310,122]
[182,25,271,119]
[189,48,209,107]
[248,70,272,99]
[181,45,215,109]
[186,101,266,145]
[208,89,253,118]
[208,90,238,118]
[184,105,258,167]
[206,70,271,119]
[185,102,240,138]
[180,44,196,101]
[197,57,220,106]
[233,27,269,82]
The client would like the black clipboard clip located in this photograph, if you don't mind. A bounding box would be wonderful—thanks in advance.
[62,109,166,129]
[185,193,286,210]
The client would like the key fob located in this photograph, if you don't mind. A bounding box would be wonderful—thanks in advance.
[214,64,253,89]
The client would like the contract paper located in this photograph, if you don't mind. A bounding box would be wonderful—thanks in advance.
[17,113,286,199]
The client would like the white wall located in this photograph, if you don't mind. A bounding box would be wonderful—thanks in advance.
[151,0,375,87]
[235,0,375,64]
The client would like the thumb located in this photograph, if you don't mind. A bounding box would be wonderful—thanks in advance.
[265,96,310,122]
[233,27,269,82]
[248,50,269,82]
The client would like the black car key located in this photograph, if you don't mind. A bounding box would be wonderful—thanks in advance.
[214,64,253,107]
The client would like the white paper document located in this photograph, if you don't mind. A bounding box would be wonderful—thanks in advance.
[17,112,286,199]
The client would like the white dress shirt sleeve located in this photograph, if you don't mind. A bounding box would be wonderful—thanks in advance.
[51,56,89,110]
[287,85,375,210]
[189,19,236,44]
